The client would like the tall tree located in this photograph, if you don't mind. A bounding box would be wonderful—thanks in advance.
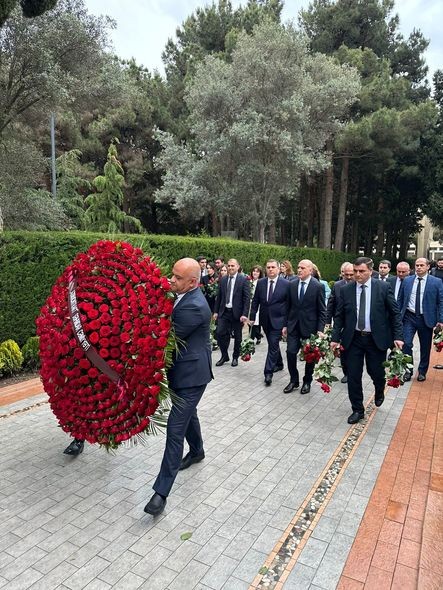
[84,140,142,233]
[156,20,360,242]
[0,0,115,137]
[0,0,57,26]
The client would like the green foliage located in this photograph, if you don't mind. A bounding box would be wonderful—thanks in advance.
[0,339,23,376]
[0,230,354,345]
[156,20,360,242]
[21,336,40,369]
[56,149,92,228]
[84,141,142,233]
[1,0,57,26]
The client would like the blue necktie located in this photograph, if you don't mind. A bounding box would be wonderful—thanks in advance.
[299,281,305,302]
[358,285,366,331]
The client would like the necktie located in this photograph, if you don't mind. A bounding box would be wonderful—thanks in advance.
[358,285,366,331]
[415,278,422,315]
[299,281,306,302]
[268,280,274,302]
[227,276,233,306]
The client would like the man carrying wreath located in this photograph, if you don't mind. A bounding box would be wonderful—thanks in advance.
[144,258,213,516]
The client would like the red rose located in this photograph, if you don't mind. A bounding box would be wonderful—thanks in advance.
[320,382,331,393]
[89,332,99,344]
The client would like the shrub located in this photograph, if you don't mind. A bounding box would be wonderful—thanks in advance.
[22,336,40,370]
[0,231,354,345]
[0,339,24,376]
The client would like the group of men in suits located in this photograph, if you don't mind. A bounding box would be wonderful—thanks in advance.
[249,258,327,393]
[63,251,443,518]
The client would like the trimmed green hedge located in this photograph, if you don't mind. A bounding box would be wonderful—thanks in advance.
[0,231,354,345]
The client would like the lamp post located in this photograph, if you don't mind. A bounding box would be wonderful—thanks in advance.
[50,112,57,198]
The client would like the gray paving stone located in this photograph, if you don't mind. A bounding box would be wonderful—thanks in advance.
[98,549,142,585]
[220,577,249,590]
[167,559,210,590]
[311,516,339,543]
[298,537,329,569]
[132,545,172,578]
[311,555,346,590]
[1,567,43,590]
[63,555,110,590]
[82,580,111,590]
[284,562,317,590]
[28,562,78,590]
[200,554,240,590]
[232,548,267,583]
[163,539,200,572]
[0,341,413,590]
[1,546,48,580]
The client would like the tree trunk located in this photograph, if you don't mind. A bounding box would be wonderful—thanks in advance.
[334,155,349,251]
[211,207,219,236]
[399,229,409,260]
[0,206,3,232]
[259,219,265,243]
[306,177,316,247]
[375,197,384,256]
[319,143,334,249]
[269,214,276,244]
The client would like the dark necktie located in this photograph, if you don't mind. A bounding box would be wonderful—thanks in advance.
[358,285,366,331]
[299,281,306,302]
[227,276,233,305]
[415,278,422,315]
[268,280,274,302]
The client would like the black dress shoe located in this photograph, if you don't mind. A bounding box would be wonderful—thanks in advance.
[144,492,167,516]
[179,451,205,471]
[341,375,348,384]
[347,412,364,424]
[403,370,412,382]
[63,439,84,456]
[273,365,284,373]
[283,382,299,394]
[300,382,311,394]
[374,393,385,407]
[231,358,238,367]
[215,356,229,367]
[417,373,426,382]
[264,374,272,386]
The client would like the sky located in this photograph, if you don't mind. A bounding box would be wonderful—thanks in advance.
[85,0,442,80]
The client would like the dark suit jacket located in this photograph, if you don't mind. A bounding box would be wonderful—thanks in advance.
[398,274,443,328]
[250,277,289,331]
[214,274,250,320]
[167,288,213,391]
[331,278,403,351]
[287,277,326,338]
[326,279,350,324]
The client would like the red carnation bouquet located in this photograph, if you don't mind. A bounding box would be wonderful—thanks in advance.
[301,327,341,393]
[434,326,443,352]
[36,240,175,450]
[384,348,413,388]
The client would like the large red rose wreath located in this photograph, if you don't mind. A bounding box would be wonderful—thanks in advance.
[36,240,174,450]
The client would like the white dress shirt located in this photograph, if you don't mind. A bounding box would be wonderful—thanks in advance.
[407,275,427,314]
[355,280,372,332]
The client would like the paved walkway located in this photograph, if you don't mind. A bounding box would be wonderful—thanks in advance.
[0,343,441,590]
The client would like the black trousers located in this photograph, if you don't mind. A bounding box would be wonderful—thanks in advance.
[262,324,283,376]
[346,332,386,414]
[216,308,242,359]
[153,384,206,497]
[286,331,314,385]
